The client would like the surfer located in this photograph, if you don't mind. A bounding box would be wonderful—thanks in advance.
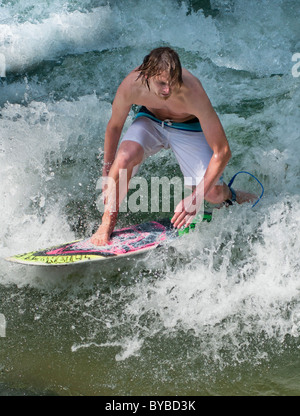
[91,47,256,246]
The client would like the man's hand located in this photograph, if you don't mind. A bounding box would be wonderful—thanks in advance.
[171,189,204,229]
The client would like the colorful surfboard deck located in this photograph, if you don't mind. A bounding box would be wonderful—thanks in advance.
[6,212,212,267]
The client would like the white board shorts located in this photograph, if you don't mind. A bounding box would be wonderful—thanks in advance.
[121,116,223,187]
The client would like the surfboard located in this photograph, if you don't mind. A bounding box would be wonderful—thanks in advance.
[6,212,212,267]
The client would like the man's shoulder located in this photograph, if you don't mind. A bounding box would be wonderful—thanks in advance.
[182,68,204,92]
[181,68,213,117]
[119,68,140,88]
[117,68,141,98]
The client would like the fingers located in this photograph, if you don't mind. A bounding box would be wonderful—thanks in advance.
[171,200,196,229]
[171,211,196,229]
[171,191,203,229]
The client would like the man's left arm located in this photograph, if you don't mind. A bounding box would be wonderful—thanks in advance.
[196,91,231,196]
[172,84,231,228]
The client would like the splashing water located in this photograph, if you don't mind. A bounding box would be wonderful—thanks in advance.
[0,0,300,396]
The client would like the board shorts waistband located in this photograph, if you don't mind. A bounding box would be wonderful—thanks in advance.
[135,106,203,132]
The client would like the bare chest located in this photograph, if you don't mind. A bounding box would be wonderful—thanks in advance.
[134,94,194,122]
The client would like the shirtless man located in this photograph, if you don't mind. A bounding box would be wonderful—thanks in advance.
[91,47,255,246]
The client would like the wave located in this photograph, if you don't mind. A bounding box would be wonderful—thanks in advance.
[1,0,298,76]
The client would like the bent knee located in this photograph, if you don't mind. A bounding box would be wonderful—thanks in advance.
[116,141,144,170]
[205,184,229,204]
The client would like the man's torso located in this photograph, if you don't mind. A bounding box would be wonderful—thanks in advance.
[126,68,201,123]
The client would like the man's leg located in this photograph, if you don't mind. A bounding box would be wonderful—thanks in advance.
[168,130,257,208]
[91,140,144,245]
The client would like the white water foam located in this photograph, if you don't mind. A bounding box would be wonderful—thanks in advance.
[1,0,297,76]
[0,5,114,73]
[0,94,112,284]
[92,199,300,362]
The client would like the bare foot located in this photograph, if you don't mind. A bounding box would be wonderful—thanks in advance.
[90,216,117,245]
[90,210,118,246]
[90,226,111,246]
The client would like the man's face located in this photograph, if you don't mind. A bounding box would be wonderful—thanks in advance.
[148,71,175,100]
